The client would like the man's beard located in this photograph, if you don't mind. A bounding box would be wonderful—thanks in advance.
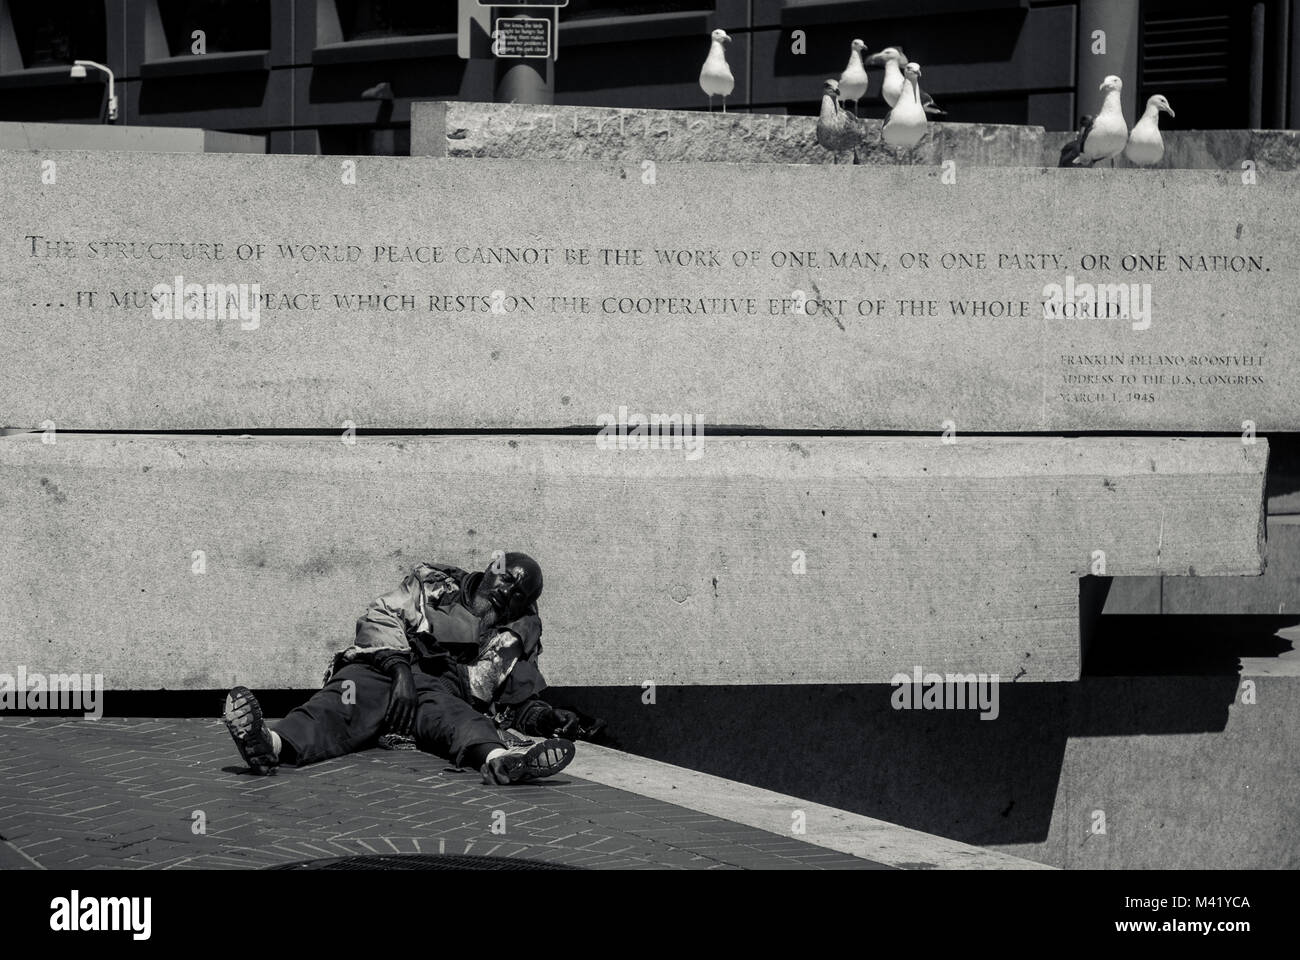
[474,601,503,654]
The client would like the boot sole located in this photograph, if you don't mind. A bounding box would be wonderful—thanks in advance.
[504,737,575,783]
[223,686,278,775]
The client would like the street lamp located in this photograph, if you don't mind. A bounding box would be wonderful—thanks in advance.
[70,60,118,122]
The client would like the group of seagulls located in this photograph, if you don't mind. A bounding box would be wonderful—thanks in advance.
[816,40,945,155]
[1059,75,1176,167]
[700,29,1176,165]
[698,31,944,156]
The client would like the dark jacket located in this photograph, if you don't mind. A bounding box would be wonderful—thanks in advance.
[325,562,547,708]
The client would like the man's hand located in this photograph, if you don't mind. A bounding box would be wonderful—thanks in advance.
[383,663,418,736]
[547,707,581,738]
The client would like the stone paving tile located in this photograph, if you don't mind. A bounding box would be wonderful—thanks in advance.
[0,718,890,871]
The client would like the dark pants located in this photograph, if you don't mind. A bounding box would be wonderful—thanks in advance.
[273,662,504,767]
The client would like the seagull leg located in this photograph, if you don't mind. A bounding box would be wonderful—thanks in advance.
[707,96,713,112]
[722,96,727,114]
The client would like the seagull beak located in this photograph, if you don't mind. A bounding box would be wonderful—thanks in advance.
[1162,104,1175,117]
[865,52,883,65]
[721,32,732,43]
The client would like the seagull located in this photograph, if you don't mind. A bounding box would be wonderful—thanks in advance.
[1072,75,1129,166]
[868,47,946,115]
[838,39,870,116]
[882,62,928,149]
[1058,114,1094,167]
[699,28,735,112]
[816,79,862,163]
[1125,94,1175,166]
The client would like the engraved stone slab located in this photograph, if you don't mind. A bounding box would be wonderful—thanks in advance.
[0,152,1295,432]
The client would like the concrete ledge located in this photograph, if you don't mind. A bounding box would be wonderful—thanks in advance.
[1099,511,1300,615]
[415,103,1300,172]
[1042,128,1300,170]
[0,433,1266,688]
[0,121,265,154]
[1162,515,1300,615]
[567,742,1052,869]
[412,100,1044,165]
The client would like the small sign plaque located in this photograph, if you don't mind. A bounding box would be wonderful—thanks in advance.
[493,16,551,58]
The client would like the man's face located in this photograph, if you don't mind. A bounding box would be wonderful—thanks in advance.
[481,554,542,618]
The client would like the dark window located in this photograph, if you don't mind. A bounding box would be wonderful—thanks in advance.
[160,0,271,55]
[9,0,106,68]
[336,0,456,40]
[564,0,709,21]
[318,124,410,156]
[1140,0,1253,128]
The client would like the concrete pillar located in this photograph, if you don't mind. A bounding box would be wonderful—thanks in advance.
[1272,0,1290,127]
[0,0,19,74]
[492,5,554,105]
[1291,0,1300,127]
[1076,0,1139,123]
[495,59,554,104]
[1251,2,1266,128]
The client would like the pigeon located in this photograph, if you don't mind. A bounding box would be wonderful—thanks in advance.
[1125,94,1175,166]
[838,39,870,116]
[882,62,928,149]
[816,79,862,163]
[1073,75,1129,166]
[699,28,735,112]
[869,46,946,115]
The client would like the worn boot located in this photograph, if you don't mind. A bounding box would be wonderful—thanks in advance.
[480,738,575,785]
[223,686,279,775]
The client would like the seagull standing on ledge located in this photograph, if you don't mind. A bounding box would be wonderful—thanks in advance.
[1069,75,1128,166]
[882,62,927,148]
[816,78,862,163]
[838,39,870,117]
[1125,94,1175,166]
[869,47,946,115]
[699,28,735,112]
[1058,114,1094,167]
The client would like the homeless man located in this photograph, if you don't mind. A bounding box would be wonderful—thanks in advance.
[222,551,584,784]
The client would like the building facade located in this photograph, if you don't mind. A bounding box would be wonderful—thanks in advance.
[0,0,1294,151]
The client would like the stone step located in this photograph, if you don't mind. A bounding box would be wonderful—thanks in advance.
[0,433,1264,689]
[0,120,265,154]
[567,742,1051,869]
[1162,515,1300,615]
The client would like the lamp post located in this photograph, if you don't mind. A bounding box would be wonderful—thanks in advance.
[70,60,118,123]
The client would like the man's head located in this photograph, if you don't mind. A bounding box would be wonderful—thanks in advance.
[481,551,543,619]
